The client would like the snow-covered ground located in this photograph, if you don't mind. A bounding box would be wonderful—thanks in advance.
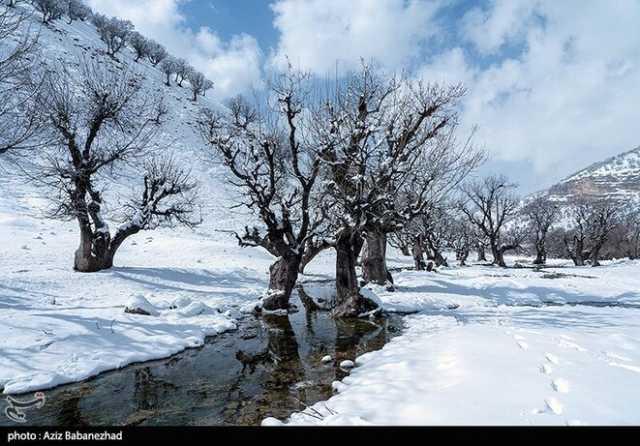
[281,259,640,426]
[0,208,273,394]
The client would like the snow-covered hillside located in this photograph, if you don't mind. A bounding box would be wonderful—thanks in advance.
[540,146,640,204]
[0,6,262,394]
[0,7,249,235]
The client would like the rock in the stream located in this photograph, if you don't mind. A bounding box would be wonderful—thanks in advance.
[340,360,355,369]
[321,355,332,363]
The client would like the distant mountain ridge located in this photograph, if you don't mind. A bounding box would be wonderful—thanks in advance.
[540,146,640,204]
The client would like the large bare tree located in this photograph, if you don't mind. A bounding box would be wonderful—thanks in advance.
[33,60,198,272]
[459,175,523,267]
[317,65,482,316]
[563,199,620,266]
[523,196,560,265]
[199,70,326,312]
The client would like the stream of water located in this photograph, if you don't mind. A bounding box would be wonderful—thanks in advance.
[1,292,402,426]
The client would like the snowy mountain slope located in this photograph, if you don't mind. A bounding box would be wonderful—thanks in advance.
[0,8,250,236]
[540,146,640,203]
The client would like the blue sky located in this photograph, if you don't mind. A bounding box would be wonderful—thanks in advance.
[87,0,640,195]
[185,1,277,46]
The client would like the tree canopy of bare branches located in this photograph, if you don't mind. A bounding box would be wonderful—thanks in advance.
[147,40,167,66]
[523,196,560,265]
[95,16,133,57]
[187,70,213,101]
[32,0,64,24]
[563,198,621,266]
[65,0,91,24]
[459,175,523,267]
[316,64,482,315]
[199,70,327,311]
[32,59,198,272]
[0,4,42,156]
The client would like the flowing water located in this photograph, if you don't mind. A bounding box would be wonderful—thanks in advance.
[1,289,402,426]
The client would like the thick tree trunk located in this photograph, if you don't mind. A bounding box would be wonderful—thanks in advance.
[262,255,301,311]
[412,237,426,271]
[533,240,546,265]
[491,243,507,267]
[457,248,469,266]
[74,218,138,273]
[590,246,602,267]
[362,230,392,285]
[477,244,487,262]
[433,248,448,267]
[353,235,365,267]
[574,241,586,266]
[73,222,115,272]
[333,228,378,318]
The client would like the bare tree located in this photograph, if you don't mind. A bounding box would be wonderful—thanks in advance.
[128,31,151,62]
[449,215,474,266]
[563,202,590,266]
[586,200,620,266]
[32,0,64,24]
[459,175,522,267]
[388,230,413,256]
[96,16,133,57]
[563,199,620,266]
[421,207,452,267]
[6,1,28,7]
[398,206,451,270]
[32,60,198,272]
[0,4,42,156]
[160,56,177,86]
[147,41,167,66]
[187,70,213,101]
[90,11,107,30]
[619,208,640,259]
[65,0,91,24]
[523,196,560,265]
[199,70,326,312]
[174,58,190,87]
[475,234,489,262]
[317,65,482,316]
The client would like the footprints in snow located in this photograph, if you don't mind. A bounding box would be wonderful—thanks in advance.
[545,353,559,365]
[513,333,571,419]
[544,397,564,415]
[552,378,570,393]
[514,334,529,350]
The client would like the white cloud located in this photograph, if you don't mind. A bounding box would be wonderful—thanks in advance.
[461,0,538,55]
[270,0,441,74]
[87,0,263,98]
[416,0,640,178]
